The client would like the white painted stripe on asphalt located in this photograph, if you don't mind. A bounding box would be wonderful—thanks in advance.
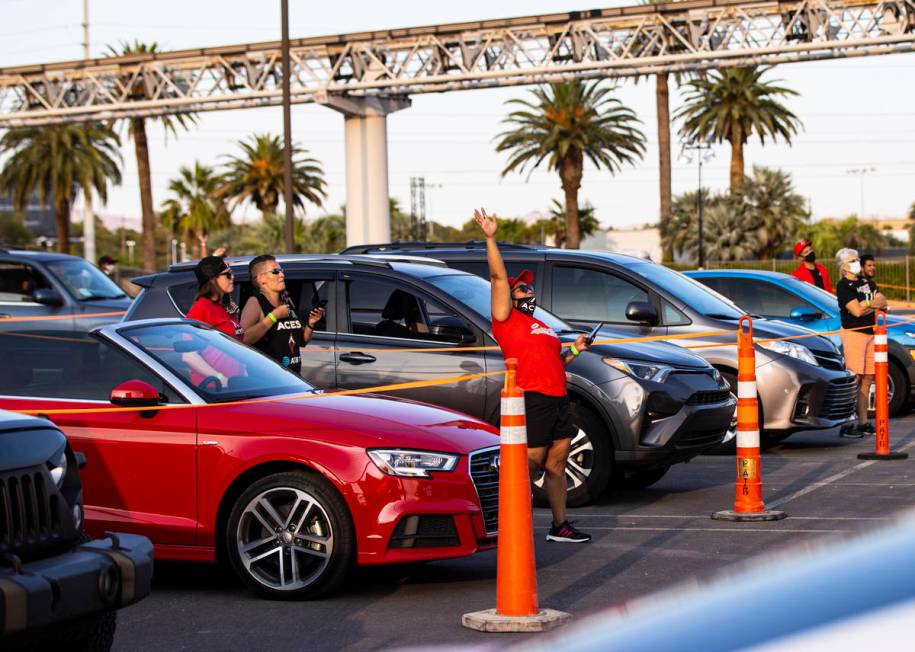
[875,351,888,363]
[766,437,915,509]
[501,396,525,415]
[500,425,527,444]
[875,334,888,345]
[533,526,847,533]
[737,381,756,398]
[737,429,760,448]
[533,514,893,521]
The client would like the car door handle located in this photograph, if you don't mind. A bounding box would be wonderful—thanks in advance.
[339,352,377,365]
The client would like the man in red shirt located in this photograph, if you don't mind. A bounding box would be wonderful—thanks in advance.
[791,239,833,292]
[475,208,592,543]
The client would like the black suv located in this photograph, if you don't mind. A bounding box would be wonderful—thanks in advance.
[0,410,153,650]
[343,243,857,444]
[126,255,736,505]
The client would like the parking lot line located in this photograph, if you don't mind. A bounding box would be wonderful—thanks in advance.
[533,526,848,533]
[766,437,915,509]
[533,514,893,521]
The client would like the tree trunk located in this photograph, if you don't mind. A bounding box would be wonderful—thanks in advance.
[133,118,157,272]
[656,72,673,262]
[559,150,583,249]
[729,124,745,192]
[54,196,71,254]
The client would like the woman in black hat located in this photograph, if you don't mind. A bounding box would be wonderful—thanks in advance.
[184,256,245,388]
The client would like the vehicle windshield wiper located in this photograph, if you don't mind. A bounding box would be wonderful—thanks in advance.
[209,393,262,404]
[555,328,586,335]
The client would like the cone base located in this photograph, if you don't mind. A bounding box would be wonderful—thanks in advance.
[857,452,909,460]
[711,509,787,522]
[461,608,571,632]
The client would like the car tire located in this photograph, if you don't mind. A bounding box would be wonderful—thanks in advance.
[533,402,613,508]
[614,465,670,490]
[226,471,355,600]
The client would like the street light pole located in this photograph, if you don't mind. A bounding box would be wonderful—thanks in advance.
[681,138,714,269]
[281,0,295,253]
[846,167,876,218]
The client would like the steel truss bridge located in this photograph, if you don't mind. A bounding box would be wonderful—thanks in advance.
[1,0,913,241]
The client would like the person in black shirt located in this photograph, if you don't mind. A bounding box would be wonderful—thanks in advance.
[240,255,324,374]
[835,248,888,437]
[860,254,881,302]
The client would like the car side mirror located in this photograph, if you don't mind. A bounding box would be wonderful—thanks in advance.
[33,288,64,306]
[789,306,821,321]
[110,380,161,407]
[430,316,476,344]
[626,301,659,326]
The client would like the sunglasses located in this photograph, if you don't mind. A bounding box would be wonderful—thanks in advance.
[218,269,234,279]
[262,267,284,276]
[513,284,535,294]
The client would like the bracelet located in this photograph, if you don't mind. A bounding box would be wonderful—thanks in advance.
[215,372,226,383]
[267,312,278,324]
[569,344,581,357]
[864,300,871,308]
[305,322,314,330]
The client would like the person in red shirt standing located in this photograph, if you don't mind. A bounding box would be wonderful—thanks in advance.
[184,256,245,388]
[791,239,833,292]
[475,208,591,543]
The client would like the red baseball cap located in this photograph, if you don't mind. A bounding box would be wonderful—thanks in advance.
[793,239,812,257]
[507,269,534,288]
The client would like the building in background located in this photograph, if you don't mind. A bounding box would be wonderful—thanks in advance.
[582,225,661,262]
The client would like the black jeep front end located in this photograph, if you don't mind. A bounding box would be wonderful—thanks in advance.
[0,411,153,650]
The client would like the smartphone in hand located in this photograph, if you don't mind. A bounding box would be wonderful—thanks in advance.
[312,299,328,310]
[585,322,604,347]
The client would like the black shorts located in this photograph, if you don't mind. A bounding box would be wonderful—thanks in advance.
[524,392,575,448]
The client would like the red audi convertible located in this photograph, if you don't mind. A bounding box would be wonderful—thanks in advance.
[0,319,499,599]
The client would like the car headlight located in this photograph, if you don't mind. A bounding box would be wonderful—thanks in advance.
[367,449,459,478]
[758,340,819,366]
[602,357,673,382]
[47,447,68,488]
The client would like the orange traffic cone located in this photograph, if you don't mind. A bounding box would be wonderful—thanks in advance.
[713,316,787,522]
[462,359,571,632]
[859,311,908,461]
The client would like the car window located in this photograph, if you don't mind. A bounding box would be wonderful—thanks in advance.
[171,277,242,317]
[0,330,183,402]
[345,277,473,342]
[712,277,818,318]
[123,322,313,402]
[239,275,331,332]
[551,265,648,323]
[448,261,489,279]
[0,262,52,303]
[661,299,690,326]
[631,263,744,319]
[45,259,127,301]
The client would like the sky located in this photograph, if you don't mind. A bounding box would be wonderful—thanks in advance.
[1,0,914,233]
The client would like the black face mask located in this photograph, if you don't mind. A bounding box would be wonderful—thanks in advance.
[804,252,816,263]
[515,296,537,317]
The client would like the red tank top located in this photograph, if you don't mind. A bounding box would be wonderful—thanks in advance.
[492,309,567,396]
[186,297,244,384]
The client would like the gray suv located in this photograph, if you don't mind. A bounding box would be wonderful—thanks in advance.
[125,255,736,505]
[342,243,858,444]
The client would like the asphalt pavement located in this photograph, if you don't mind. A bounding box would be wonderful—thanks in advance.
[114,418,915,652]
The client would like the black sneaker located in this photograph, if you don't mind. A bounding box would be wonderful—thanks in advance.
[839,423,864,439]
[546,520,591,543]
[862,423,876,436]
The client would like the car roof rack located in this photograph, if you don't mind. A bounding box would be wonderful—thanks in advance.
[165,253,442,274]
[340,241,541,254]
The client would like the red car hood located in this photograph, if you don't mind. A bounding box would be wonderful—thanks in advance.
[211,393,499,455]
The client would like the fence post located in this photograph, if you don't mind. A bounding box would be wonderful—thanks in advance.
[906,256,910,303]
[771,258,776,272]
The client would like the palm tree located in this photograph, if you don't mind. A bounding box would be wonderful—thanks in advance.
[160,162,229,258]
[736,166,809,259]
[0,123,121,253]
[106,41,197,272]
[676,66,801,191]
[548,199,601,247]
[495,81,646,249]
[216,133,327,221]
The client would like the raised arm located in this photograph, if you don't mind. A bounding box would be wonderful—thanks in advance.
[474,208,511,322]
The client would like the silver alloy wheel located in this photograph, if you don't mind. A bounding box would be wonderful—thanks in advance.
[868,374,895,412]
[534,427,593,491]
[236,486,334,592]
